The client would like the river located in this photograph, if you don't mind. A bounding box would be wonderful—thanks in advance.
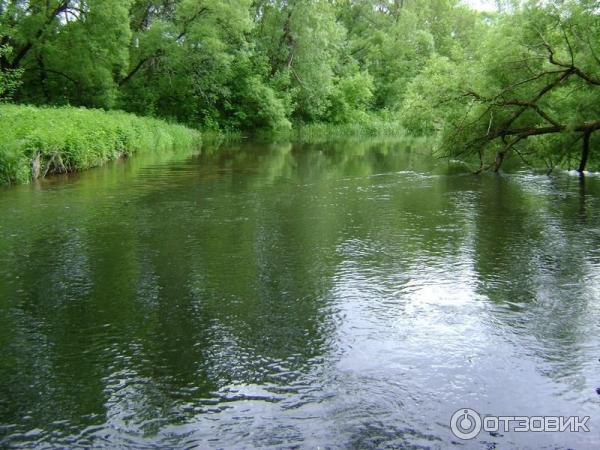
[1,140,599,449]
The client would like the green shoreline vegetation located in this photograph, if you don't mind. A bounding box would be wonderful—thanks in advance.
[0,104,201,185]
[282,116,407,143]
[1,0,599,183]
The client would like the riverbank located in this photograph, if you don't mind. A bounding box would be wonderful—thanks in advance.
[0,105,201,186]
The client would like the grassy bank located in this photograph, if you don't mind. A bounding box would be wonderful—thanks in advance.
[0,104,201,185]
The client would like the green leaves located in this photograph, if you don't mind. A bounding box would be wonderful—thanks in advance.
[0,41,22,100]
[0,0,487,131]
[3,0,596,158]
[401,0,600,171]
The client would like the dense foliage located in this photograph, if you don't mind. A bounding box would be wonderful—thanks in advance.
[0,0,482,131]
[1,0,599,170]
[403,0,600,172]
[0,104,200,185]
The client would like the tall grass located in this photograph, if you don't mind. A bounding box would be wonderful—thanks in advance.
[293,121,405,142]
[257,114,407,143]
[0,104,201,185]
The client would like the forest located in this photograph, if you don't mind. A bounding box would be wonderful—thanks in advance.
[1,0,600,176]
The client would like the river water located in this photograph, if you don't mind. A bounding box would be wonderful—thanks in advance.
[0,140,599,449]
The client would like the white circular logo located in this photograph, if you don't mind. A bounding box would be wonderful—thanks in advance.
[451,408,482,440]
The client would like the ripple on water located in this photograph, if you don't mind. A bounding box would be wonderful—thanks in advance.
[2,143,600,448]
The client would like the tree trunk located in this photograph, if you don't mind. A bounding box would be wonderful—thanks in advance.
[578,131,591,173]
[492,151,505,173]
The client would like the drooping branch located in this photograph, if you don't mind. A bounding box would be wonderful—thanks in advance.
[483,120,600,173]
[540,33,600,86]
[463,68,599,172]
[495,119,600,139]
[501,99,561,127]
[499,69,573,133]
[459,33,600,172]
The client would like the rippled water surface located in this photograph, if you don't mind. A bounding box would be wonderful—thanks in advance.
[1,141,600,449]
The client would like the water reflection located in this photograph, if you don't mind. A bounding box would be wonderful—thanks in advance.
[1,140,599,448]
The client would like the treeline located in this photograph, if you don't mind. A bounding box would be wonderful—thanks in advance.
[1,1,599,171]
[0,0,480,130]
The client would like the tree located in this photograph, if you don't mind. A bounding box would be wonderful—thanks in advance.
[1,0,131,107]
[118,0,294,130]
[254,0,347,121]
[403,0,600,173]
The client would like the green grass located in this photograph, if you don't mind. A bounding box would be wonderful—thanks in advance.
[257,114,407,143]
[293,121,405,142]
[0,104,201,185]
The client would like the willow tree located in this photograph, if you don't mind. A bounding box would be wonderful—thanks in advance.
[403,0,600,172]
